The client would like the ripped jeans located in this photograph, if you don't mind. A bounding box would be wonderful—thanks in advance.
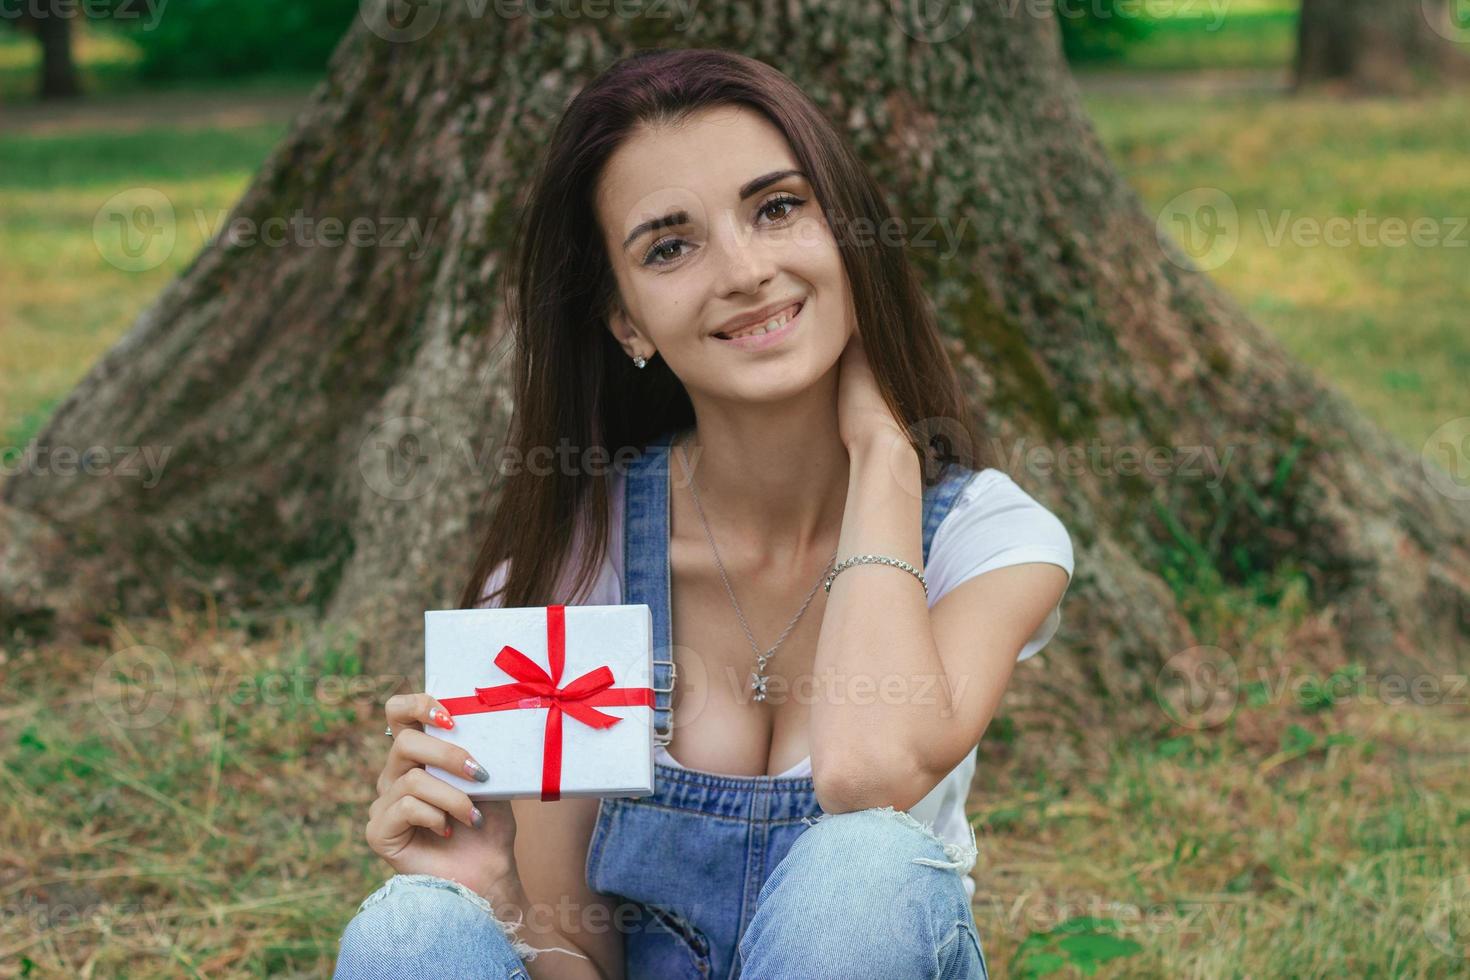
[334,795,990,979]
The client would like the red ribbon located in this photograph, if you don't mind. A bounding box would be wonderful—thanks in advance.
[439,605,653,801]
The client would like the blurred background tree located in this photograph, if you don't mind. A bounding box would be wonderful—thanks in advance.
[0,0,83,97]
[1295,0,1470,93]
[0,0,359,98]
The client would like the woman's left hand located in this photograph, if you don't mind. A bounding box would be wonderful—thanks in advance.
[836,328,905,451]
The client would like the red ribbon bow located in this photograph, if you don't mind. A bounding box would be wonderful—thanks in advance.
[439,605,654,801]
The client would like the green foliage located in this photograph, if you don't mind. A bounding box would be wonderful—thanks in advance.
[9,724,116,793]
[1056,1,1154,64]
[1058,1,1299,70]
[988,714,1019,745]
[1011,916,1144,977]
[118,0,359,80]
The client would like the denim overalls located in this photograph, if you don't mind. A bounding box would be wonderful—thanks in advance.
[334,429,990,980]
[584,429,988,979]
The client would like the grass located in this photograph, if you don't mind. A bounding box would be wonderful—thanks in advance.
[0,611,385,975]
[969,569,1470,977]
[0,121,292,452]
[2,8,1468,978]
[2,582,1465,975]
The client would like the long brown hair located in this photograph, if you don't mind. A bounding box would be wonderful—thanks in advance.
[458,47,990,611]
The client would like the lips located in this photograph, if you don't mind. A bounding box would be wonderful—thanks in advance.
[713,300,804,340]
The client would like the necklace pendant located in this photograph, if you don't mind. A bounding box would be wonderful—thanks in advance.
[750,671,768,701]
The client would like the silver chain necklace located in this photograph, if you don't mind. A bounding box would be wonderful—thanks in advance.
[675,433,838,702]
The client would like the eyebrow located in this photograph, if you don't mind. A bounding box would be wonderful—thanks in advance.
[621,169,808,251]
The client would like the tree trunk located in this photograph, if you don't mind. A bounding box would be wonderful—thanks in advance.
[3,1,1466,715]
[1296,0,1470,94]
[35,3,82,99]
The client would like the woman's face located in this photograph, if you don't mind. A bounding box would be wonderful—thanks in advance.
[595,104,854,403]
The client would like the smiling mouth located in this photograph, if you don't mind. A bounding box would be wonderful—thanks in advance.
[713,301,804,341]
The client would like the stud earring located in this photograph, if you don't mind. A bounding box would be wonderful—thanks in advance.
[632,354,647,369]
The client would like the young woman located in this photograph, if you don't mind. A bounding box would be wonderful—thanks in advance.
[335,48,1073,980]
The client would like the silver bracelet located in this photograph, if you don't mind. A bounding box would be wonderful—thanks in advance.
[823,554,927,597]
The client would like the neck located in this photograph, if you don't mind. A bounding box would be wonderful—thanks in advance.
[671,393,850,563]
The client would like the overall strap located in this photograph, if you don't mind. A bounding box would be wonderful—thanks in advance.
[622,430,678,747]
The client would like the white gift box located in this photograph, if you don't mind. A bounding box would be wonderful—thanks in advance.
[424,603,655,802]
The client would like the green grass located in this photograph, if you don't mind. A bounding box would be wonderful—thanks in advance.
[0,122,291,450]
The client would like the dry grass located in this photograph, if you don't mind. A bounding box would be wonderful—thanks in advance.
[967,568,1470,978]
[1,603,395,976]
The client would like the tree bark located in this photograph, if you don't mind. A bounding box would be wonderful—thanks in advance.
[1296,0,1470,94]
[3,1,1466,714]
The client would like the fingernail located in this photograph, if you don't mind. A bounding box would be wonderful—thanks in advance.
[431,708,454,730]
[464,759,490,782]
[471,806,484,829]
[442,824,452,838]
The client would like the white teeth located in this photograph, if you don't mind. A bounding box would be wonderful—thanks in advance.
[723,303,800,340]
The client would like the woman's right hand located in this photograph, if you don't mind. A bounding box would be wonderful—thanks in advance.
[365,692,519,899]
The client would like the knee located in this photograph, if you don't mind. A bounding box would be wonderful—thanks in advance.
[737,808,977,977]
[793,806,975,876]
[798,806,919,853]
[764,806,969,906]
[334,874,531,978]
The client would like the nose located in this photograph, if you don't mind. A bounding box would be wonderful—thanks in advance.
[711,210,776,296]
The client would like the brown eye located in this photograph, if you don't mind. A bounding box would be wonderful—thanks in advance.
[758,195,803,223]
[644,238,690,266]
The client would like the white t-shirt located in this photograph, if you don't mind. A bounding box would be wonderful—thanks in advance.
[479,466,1075,900]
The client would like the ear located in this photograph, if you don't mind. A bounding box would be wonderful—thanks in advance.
[605,300,650,361]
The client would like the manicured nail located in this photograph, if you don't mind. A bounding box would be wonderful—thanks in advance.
[442,824,452,837]
[471,806,484,829]
[431,708,454,730]
[464,759,490,782]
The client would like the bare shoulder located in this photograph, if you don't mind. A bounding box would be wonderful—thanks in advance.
[511,796,625,979]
